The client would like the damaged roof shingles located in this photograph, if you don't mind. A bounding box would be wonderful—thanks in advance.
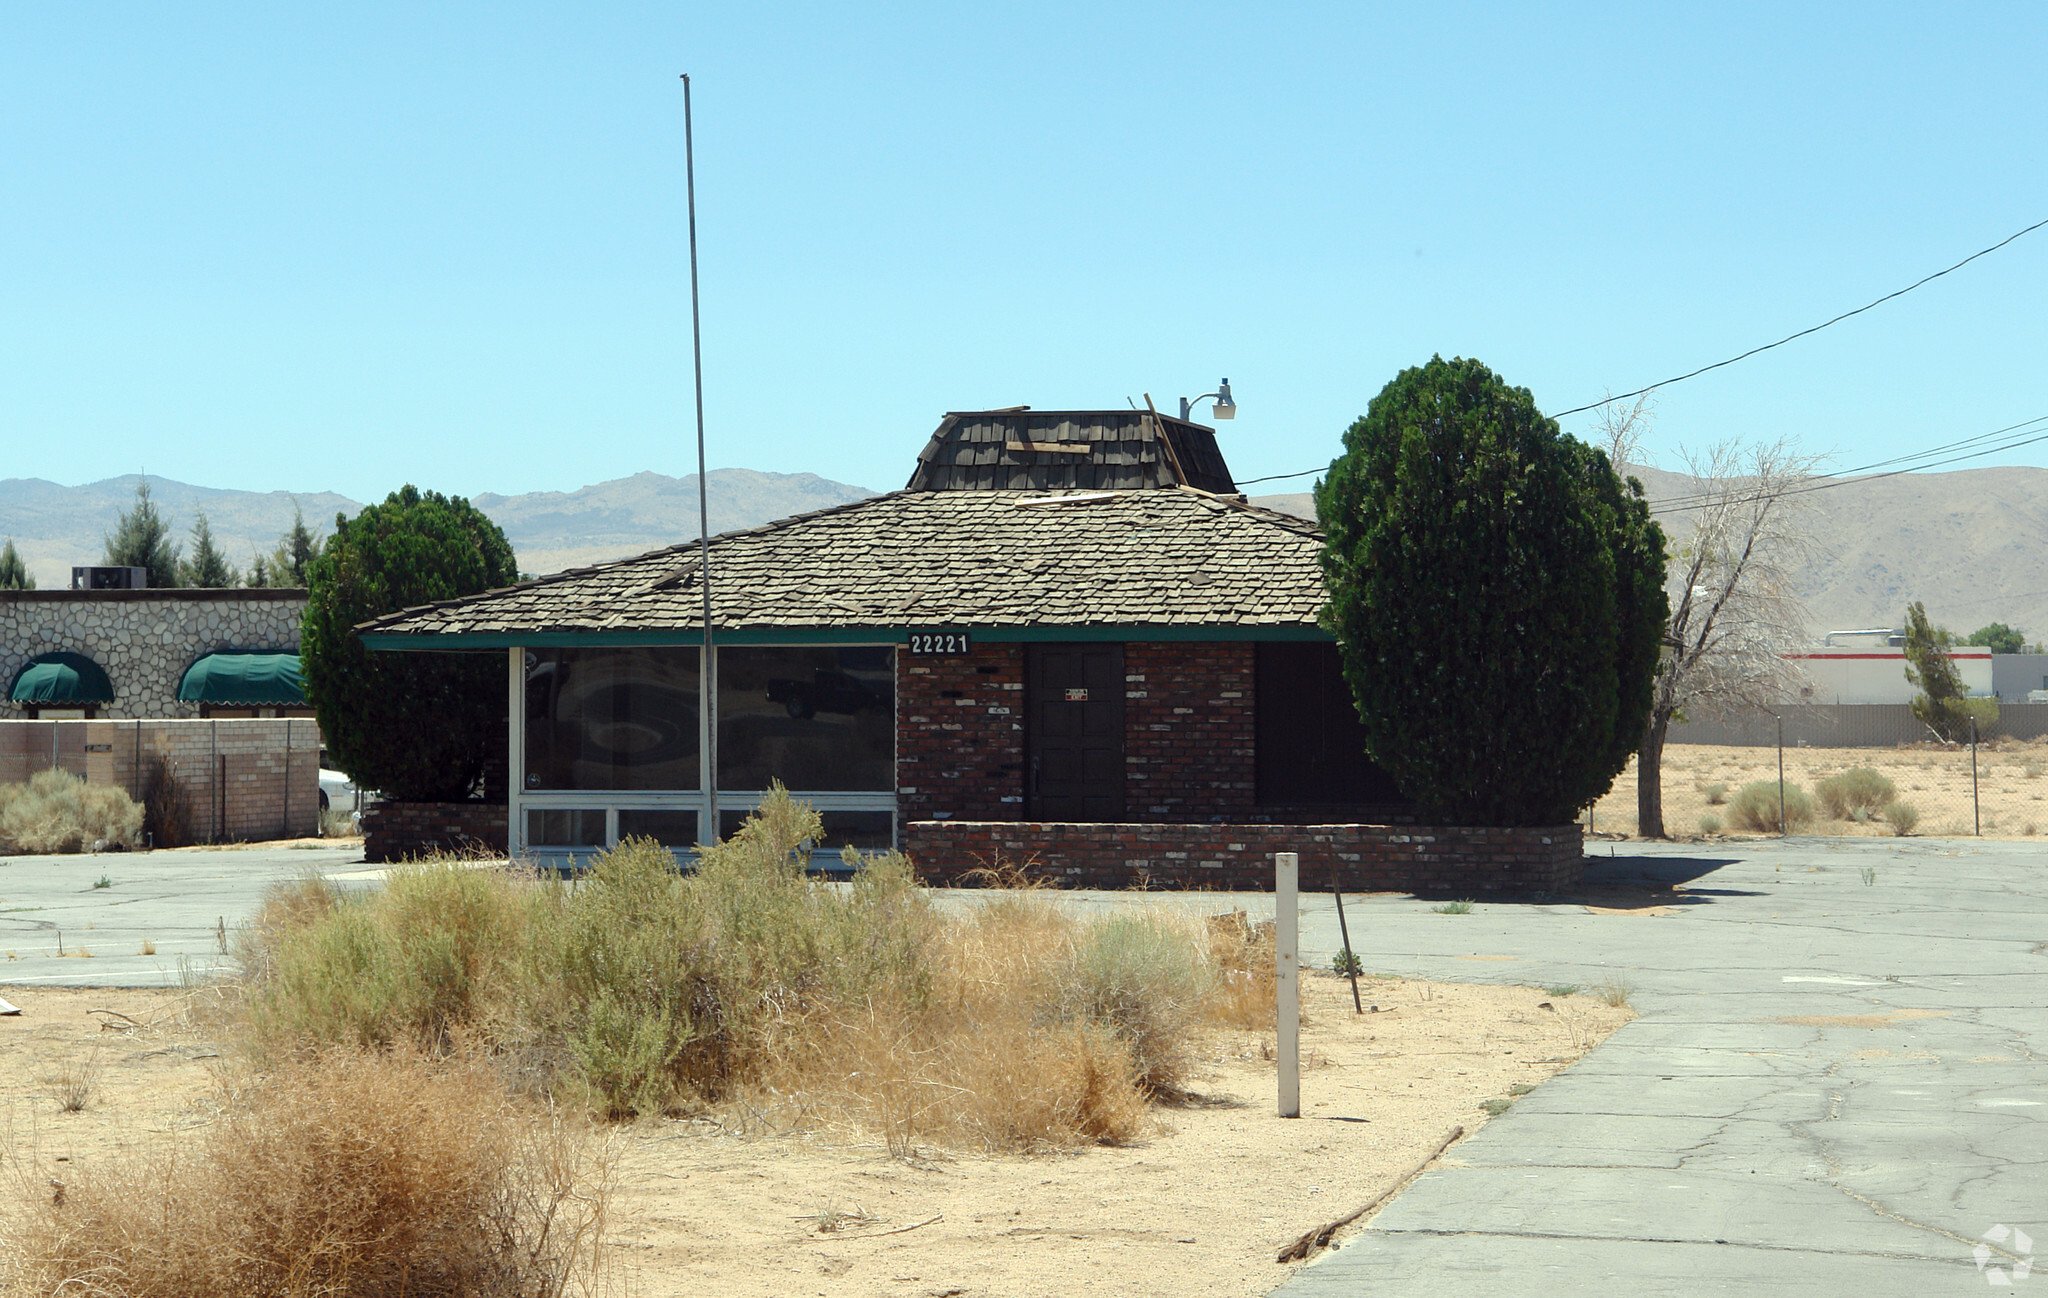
[358,489,1326,639]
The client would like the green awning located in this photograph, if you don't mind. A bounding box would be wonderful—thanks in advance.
[9,652,115,704]
[177,653,306,706]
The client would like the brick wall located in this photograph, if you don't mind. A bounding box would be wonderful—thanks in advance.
[361,801,508,863]
[907,819,1585,896]
[896,640,1267,826]
[0,717,321,842]
[1123,641,1256,820]
[897,643,1025,823]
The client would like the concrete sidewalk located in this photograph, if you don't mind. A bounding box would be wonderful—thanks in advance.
[1265,837,2047,1296]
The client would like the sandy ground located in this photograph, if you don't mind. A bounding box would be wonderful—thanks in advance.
[0,973,1631,1298]
[1591,740,2048,839]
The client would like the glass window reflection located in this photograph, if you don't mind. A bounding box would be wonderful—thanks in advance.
[717,647,894,792]
[525,648,700,791]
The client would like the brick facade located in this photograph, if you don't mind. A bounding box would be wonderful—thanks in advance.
[0,717,321,844]
[1123,641,1256,820]
[362,800,508,863]
[906,819,1585,896]
[896,643,1025,824]
[892,639,1393,828]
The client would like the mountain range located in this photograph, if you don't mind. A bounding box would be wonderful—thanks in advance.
[5,466,2046,644]
[1251,463,2048,643]
[0,470,876,590]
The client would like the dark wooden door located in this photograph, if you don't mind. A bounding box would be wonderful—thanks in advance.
[1027,644,1125,822]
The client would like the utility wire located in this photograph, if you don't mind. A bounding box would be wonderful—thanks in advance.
[1235,215,2048,489]
[1641,412,2048,513]
[1645,417,2048,518]
[1549,214,2048,419]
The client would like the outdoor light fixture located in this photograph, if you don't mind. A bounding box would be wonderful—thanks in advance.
[1180,378,1236,422]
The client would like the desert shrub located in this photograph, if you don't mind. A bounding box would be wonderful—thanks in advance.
[237,787,1205,1149]
[1728,780,1816,832]
[1815,767,1899,819]
[1697,814,1723,835]
[138,752,193,848]
[1702,782,1728,805]
[243,860,543,1055]
[1203,909,1276,1030]
[1062,912,1212,1093]
[6,1047,612,1298]
[0,769,143,854]
[1884,801,1921,836]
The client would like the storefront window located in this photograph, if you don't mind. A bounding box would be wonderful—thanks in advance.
[527,808,606,848]
[525,648,700,791]
[717,809,895,853]
[717,647,894,792]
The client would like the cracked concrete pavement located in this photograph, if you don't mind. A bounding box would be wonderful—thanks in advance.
[1254,837,2048,1296]
[2,834,2039,1294]
[0,842,370,986]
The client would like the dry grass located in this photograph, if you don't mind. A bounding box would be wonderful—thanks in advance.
[235,788,1234,1152]
[4,1047,613,1298]
[1593,741,2048,838]
[0,771,143,855]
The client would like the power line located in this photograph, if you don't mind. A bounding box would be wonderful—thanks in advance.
[1235,215,2048,489]
[1640,412,2048,512]
[1645,416,2048,518]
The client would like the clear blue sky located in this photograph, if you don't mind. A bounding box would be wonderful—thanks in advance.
[5,3,2046,502]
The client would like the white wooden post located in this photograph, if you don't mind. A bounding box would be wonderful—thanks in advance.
[1276,850,1300,1118]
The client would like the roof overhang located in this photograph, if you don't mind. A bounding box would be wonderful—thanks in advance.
[360,623,1335,652]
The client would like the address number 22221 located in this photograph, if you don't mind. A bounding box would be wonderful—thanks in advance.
[907,632,971,656]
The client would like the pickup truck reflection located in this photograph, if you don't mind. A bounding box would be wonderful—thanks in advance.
[764,668,893,720]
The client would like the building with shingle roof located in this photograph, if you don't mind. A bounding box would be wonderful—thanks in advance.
[357,407,1582,892]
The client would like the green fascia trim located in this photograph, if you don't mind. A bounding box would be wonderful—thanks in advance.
[360,623,1333,652]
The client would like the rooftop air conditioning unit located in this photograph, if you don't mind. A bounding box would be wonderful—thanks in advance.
[71,566,148,590]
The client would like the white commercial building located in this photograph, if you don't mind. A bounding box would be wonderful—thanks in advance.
[1789,643,1993,706]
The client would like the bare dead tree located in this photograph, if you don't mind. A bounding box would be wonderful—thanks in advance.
[1636,438,1825,837]
[1591,391,1656,475]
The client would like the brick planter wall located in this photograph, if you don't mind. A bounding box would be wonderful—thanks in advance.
[906,820,1584,896]
[362,801,508,863]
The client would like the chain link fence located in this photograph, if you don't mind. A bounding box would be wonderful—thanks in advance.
[1593,704,2048,840]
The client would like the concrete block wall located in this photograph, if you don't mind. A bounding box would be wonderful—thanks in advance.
[0,589,307,720]
[907,820,1586,896]
[0,717,321,842]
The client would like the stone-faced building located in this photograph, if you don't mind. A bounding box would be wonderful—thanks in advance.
[2,588,311,719]
[359,410,1585,891]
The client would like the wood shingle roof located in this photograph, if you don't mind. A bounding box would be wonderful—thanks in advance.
[905,409,1237,494]
[357,487,1328,645]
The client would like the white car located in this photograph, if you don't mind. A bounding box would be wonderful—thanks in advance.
[317,769,358,814]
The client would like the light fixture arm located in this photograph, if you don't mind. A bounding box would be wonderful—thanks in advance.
[1178,378,1235,422]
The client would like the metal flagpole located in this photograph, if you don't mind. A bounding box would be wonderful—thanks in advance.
[683,74,717,845]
